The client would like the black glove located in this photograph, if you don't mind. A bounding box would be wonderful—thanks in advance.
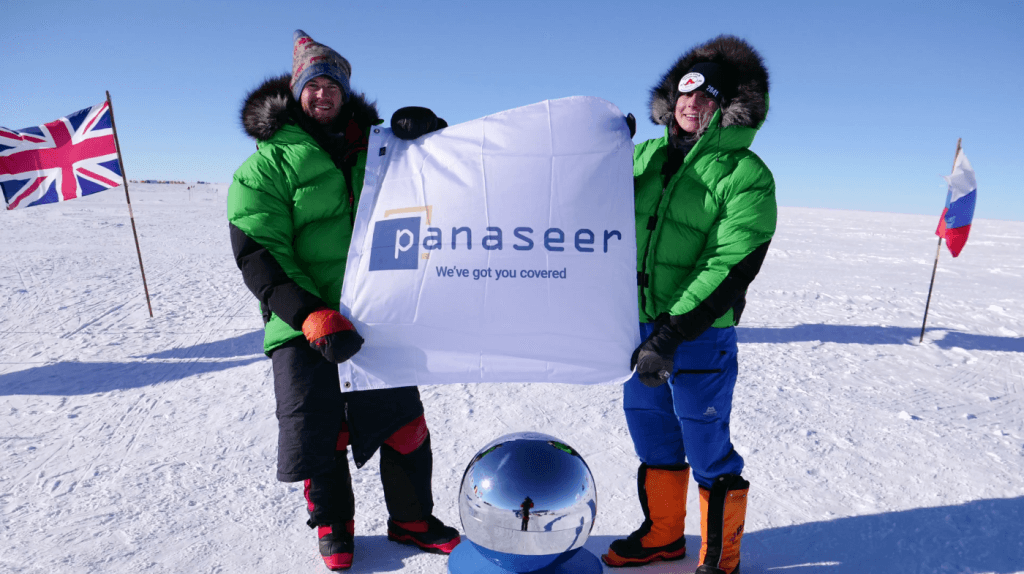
[625,113,636,138]
[391,106,448,140]
[630,314,684,388]
[301,309,365,363]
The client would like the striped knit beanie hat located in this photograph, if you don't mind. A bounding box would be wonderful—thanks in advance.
[290,29,352,101]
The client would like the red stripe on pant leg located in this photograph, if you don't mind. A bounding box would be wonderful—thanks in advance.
[304,479,315,512]
[336,422,350,451]
[384,415,428,455]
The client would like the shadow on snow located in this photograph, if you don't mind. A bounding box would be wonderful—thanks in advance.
[738,324,1023,352]
[1,331,269,396]
[584,496,1024,573]
[743,495,1024,573]
[0,358,265,396]
[140,330,266,359]
[313,535,437,573]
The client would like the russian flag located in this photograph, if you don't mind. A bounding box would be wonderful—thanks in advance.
[935,150,977,257]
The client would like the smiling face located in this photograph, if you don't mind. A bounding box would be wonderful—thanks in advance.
[300,76,344,125]
[674,90,719,134]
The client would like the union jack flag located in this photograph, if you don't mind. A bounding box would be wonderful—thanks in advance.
[1,101,123,210]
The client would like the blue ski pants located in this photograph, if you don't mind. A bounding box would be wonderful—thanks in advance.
[624,323,743,489]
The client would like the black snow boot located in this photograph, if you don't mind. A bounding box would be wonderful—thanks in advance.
[316,521,354,571]
[380,435,461,554]
[305,448,356,570]
[387,515,461,554]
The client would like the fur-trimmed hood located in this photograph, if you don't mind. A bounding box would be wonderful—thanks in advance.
[240,74,379,142]
[650,35,769,131]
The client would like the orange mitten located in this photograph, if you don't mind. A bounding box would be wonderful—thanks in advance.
[301,309,364,364]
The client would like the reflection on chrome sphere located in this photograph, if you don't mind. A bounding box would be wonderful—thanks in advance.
[458,432,596,569]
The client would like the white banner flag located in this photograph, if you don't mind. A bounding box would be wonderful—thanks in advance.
[339,96,639,390]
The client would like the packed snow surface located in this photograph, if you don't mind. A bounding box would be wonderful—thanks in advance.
[2,184,1022,573]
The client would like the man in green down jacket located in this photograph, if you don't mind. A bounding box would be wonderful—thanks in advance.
[603,36,776,574]
[227,30,457,571]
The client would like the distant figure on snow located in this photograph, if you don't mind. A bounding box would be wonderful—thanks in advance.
[520,496,534,531]
[602,35,777,574]
[226,30,458,572]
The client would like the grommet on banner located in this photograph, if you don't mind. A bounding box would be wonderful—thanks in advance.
[449,432,601,574]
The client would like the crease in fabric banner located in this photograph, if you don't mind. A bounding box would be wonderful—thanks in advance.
[339,96,639,390]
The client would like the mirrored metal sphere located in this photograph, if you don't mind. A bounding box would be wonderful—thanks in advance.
[458,432,597,571]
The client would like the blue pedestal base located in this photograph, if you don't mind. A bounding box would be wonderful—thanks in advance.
[448,542,601,574]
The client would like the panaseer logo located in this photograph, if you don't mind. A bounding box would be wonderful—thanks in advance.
[368,206,432,271]
[368,203,623,272]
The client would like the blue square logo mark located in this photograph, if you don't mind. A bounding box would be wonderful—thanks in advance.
[369,216,421,271]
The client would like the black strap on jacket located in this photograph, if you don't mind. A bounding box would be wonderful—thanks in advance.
[229,222,327,331]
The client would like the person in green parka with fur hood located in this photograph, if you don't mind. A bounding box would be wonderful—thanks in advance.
[602,36,776,574]
[227,30,458,572]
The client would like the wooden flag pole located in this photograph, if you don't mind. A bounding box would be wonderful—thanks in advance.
[105,91,154,317]
[919,137,961,343]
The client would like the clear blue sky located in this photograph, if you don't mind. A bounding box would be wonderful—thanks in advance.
[3,0,1022,221]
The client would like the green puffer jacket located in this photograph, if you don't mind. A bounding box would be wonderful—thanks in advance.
[227,75,378,353]
[636,35,777,334]
[634,115,775,325]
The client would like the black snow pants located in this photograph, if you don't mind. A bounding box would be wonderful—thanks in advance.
[270,337,434,526]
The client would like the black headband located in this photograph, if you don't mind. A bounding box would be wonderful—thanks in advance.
[678,62,729,106]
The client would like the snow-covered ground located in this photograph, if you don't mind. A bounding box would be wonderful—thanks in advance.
[1,184,1022,574]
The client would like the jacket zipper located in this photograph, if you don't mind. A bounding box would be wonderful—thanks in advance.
[639,131,712,322]
[638,181,668,318]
